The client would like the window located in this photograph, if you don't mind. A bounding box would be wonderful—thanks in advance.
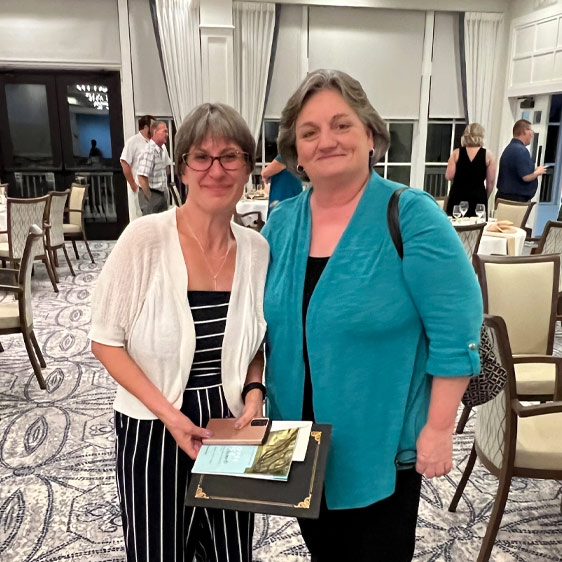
[541,94,562,203]
[374,122,414,185]
[423,119,465,197]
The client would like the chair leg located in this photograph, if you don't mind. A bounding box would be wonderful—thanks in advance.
[30,330,46,368]
[476,472,513,562]
[82,234,95,264]
[22,331,46,389]
[62,245,76,276]
[456,404,472,434]
[71,239,79,260]
[50,250,60,283]
[42,256,59,293]
[449,443,477,512]
[0,341,4,352]
[53,248,60,268]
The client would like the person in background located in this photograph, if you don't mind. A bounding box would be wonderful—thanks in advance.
[261,69,482,562]
[90,103,268,561]
[496,119,546,202]
[445,123,496,217]
[120,114,155,221]
[88,139,103,163]
[137,120,172,215]
[261,154,303,211]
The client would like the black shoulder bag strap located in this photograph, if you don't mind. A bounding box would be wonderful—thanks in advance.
[386,187,409,259]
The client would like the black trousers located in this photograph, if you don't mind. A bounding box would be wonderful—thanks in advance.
[114,384,253,562]
[298,468,422,562]
[495,191,531,203]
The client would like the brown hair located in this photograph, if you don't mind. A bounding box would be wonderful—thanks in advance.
[175,103,255,174]
[277,69,390,178]
[513,119,532,137]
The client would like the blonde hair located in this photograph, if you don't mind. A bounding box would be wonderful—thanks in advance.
[461,123,485,147]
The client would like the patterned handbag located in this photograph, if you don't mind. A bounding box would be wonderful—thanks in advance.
[386,188,507,407]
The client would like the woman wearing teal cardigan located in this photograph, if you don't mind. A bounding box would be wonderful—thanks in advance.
[261,70,482,561]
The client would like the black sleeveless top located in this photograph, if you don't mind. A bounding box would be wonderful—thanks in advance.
[446,147,488,217]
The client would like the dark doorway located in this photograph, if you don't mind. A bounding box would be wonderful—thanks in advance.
[0,70,127,239]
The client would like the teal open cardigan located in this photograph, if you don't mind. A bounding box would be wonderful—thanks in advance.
[261,172,482,510]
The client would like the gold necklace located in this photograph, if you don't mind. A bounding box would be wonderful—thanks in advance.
[186,222,233,290]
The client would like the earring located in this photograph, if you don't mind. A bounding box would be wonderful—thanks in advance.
[296,164,304,173]
[368,148,375,168]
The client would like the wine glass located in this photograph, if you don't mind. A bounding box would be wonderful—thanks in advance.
[475,204,486,221]
[459,201,469,219]
[452,205,461,220]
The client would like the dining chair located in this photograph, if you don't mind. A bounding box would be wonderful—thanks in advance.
[0,224,48,389]
[45,190,75,281]
[434,195,448,211]
[494,198,535,229]
[449,314,562,562]
[233,210,265,232]
[456,253,560,434]
[0,195,58,292]
[63,183,95,264]
[453,222,486,262]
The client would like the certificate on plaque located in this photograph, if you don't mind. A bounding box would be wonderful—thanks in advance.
[185,424,331,519]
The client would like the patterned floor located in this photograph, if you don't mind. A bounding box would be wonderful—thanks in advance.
[0,241,561,562]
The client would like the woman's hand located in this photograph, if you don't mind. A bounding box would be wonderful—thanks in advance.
[415,423,453,478]
[163,409,212,459]
[234,389,264,429]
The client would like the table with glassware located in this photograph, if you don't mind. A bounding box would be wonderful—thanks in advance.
[236,197,269,226]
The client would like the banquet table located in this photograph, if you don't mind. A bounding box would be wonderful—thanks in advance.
[478,224,526,256]
[236,198,268,226]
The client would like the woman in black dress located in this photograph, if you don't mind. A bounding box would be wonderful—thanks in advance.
[445,123,496,217]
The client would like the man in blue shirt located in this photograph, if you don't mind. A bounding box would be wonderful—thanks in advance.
[496,119,546,202]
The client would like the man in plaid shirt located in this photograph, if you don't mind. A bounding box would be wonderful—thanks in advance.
[137,121,172,215]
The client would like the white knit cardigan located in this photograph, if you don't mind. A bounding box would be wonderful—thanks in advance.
[89,208,269,419]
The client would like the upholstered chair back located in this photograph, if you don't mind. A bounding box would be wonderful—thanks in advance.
[534,221,562,290]
[18,225,44,326]
[68,184,86,228]
[7,196,48,260]
[46,190,69,247]
[454,222,486,261]
[494,199,534,229]
[476,255,559,356]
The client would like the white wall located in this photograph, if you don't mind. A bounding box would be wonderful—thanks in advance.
[510,0,562,20]
[0,0,121,68]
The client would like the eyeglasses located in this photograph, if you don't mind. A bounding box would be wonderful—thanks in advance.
[182,151,249,171]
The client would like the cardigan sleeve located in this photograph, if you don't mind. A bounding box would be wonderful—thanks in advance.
[89,218,157,347]
[398,189,482,376]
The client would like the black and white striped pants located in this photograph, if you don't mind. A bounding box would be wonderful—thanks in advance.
[114,384,254,562]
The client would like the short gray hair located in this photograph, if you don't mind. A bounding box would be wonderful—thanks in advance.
[150,120,167,134]
[278,69,390,178]
[175,103,255,174]
[461,123,485,147]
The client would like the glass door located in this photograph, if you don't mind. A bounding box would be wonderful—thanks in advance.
[0,70,127,239]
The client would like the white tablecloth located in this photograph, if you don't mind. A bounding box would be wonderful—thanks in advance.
[478,226,526,256]
[0,205,6,231]
[236,199,268,226]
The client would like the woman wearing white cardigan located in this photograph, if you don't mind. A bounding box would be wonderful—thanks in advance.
[90,103,268,562]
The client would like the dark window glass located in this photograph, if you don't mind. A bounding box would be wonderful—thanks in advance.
[426,123,452,162]
[453,122,465,149]
[5,84,53,168]
[545,125,559,164]
[388,123,413,163]
[67,83,112,169]
[264,121,280,163]
[424,166,448,197]
[387,166,411,185]
[549,94,562,123]
[374,165,385,178]
[256,131,263,164]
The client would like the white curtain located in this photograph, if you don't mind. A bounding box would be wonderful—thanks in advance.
[233,2,276,142]
[464,13,503,141]
[153,0,202,127]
